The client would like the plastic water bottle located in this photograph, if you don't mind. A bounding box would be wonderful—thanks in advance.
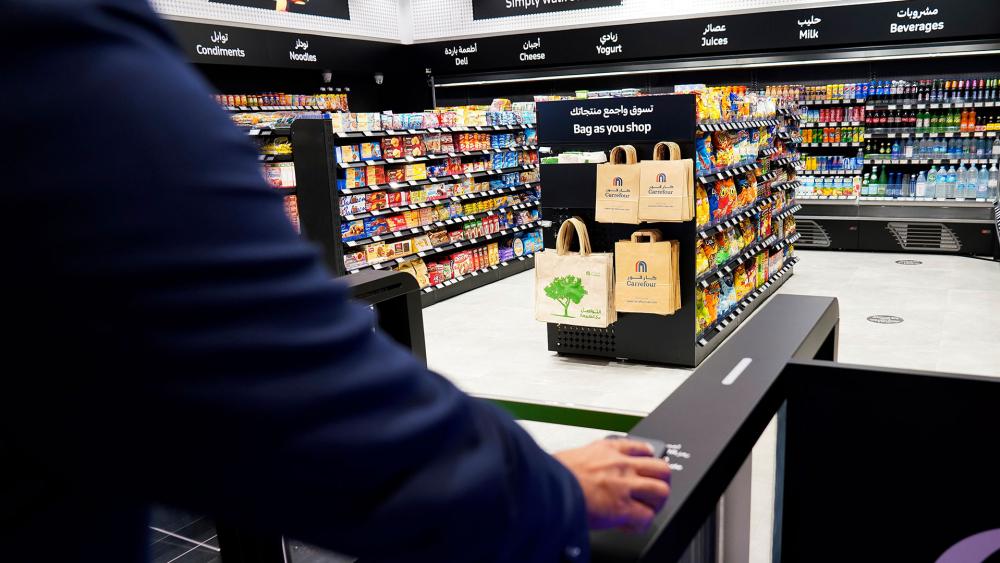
[926,166,938,198]
[977,165,990,200]
[945,166,957,198]
[989,163,999,201]
[956,165,967,198]
[966,164,978,199]
[915,171,927,198]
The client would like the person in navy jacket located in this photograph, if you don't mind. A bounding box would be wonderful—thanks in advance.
[0,1,670,561]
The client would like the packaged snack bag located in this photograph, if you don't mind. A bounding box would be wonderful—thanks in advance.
[719,274,737,315]
[418,207,434,225]
[364,217,390,237]
[705,280,721,322]
[403,210,421,229]
[365,241,388,265]
[404,135,426,157]
[366,192,388,211]
[713,231,731,265]
[406,163,427,181]
[715,178,737,219]
[341,220,365,241]
[339,194,367,216]
[712,131,737,168]
[344,250,367,270]
[386,215,408,233]
[360,142,382,160]
[385,166,406,183]
[696,239,709,275]
[448,230,465,243]
[696,184,710,227]
[365,165,386,186]
[695,134,715,174]
[427,262,445,285]
[423,133,442,154]
[428,229,450,246]
[381,137,405,159]
[696,287,711,332]
[412,235,433,252]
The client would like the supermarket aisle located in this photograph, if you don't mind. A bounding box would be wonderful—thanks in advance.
[423,250,1000,562]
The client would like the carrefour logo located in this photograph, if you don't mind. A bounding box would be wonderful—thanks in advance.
[635,261,647,273]
[656,172,667,182]
[613,177,623,186]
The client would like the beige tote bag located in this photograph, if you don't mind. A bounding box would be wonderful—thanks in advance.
[595,145,641,224]
[614,229,680,316]
[638,141,695,222]
[535,217,616,328]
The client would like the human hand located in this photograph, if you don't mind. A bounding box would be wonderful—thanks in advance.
[554,439,671,533]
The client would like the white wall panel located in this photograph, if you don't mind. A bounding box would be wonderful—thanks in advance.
[150,0,401,41]
[409,0,901,42]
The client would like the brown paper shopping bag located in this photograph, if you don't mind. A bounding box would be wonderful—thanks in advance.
[595,145,641,224]
[614,229,680,316]
[535,217,616,328]
[638,141,695,222]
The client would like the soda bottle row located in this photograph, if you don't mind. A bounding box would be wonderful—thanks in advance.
[802,106,866,124]
[801,152,865,172]
[864,109,1000,133]
[802,127,864,144]
[866,79,1000,104]
[865,138,1000,160]
[862,163,999,200]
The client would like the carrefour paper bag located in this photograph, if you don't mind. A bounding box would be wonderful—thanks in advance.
[535,217,616,328]
[595,145,641,224]
[638,141,694,222]
[614,230,680,316]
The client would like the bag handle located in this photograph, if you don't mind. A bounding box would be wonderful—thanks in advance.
[630,229,663,243]
[652,141,681,161]
[608,145,638,164]
[556,216,593,256]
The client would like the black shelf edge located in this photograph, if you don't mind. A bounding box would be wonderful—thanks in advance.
[864,131,999,140]
[343,182,538,221]
[337,145,538,168]
[770,157,801,168]
[796,99,867,106]
[865,100,999,110]
[258,154,293,162]
[348,222,541,275]
[800,142,864,148]
[775,204,802,220]
[772,180,802,192]
[340,164,540,196]
[420,253,536,307]
[697,162,761,184]
[226,105,329,112]
[333,123,535,140]
[799,169,864,176]
[759,147,782,157]
[802,121,864,128]
[343,201,540,248]
[863,157,996,165]
[696,118,780,132]
[696,233,778,286]
[696,255,799,344]
[247,127,292,137]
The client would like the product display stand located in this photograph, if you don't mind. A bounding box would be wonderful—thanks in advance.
[538,95,799,367]
[291,119,543,306]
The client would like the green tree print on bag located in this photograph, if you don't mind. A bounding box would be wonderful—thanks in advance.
[544,275,588,318]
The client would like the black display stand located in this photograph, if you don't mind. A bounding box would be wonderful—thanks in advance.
[538,95,799,367]
[290,119,543,306]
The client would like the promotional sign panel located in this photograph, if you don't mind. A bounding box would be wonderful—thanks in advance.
[472,0,621,21]
[208,0,350,21]
[423,0,1000,74]
[536,96,693,145]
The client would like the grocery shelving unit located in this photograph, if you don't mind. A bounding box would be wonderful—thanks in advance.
[789,88,1000,254]
[290,119,543,306]
[538,95,799,367]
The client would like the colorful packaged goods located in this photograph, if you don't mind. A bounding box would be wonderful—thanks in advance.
[341,219,365,241]
[365,241,388,265]
[344,249,367,270]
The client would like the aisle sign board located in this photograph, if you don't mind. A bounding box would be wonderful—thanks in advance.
[472,0,622,21]
[422,0,1000,74]
[208,0,350,21]
[536,95,693,145]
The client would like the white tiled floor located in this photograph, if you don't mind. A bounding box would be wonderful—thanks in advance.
[423,250,1000,562]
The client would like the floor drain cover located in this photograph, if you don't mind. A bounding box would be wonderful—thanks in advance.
[895,260,923,265]
[867,315,904,324]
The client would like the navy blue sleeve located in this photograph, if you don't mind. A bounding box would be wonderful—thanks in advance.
[1,1,587,561]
